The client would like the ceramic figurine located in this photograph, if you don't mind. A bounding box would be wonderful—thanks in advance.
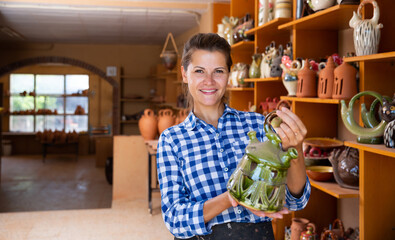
[249,53,262,79]
[138,109,158,140]
[349,0,383,56]
[258,0,270,26]
[381,95,395,148]
[341,91,388,144]
[222,16,239,45]
[332,61,357,100]
[237,63,249,87]
[297,59,317,97]
[275,0,292,18]
[317,56,335,99]
[281,56,301,96]
[270,45,284,77]
[227,113,298,212]
[261,42,278,78]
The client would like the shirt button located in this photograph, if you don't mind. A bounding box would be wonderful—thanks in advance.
[224,167,228,172]
[216,133,219,137]
[237,210,242,214]
[219,148,224,153]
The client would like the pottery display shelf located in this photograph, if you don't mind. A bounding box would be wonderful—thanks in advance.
[230,40,254,51]
[308,179,359,199]
[280,96,341,104]
[278,4,358,30]
[344,141,395,158]
[245,17,292,41]
[227,87,254,91]
[244,77,282,83]
[344,51,395,62]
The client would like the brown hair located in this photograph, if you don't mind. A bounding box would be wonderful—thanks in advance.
[181,33,232,109]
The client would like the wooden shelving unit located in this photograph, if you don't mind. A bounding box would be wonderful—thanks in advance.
[230,40,255,51]
[227,87,254,91]
[227,0,395,239]
[244,77,282,82]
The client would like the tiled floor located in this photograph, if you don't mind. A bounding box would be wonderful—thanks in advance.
[0,154,112,213]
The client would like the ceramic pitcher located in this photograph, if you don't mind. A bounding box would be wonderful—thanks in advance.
[227,112,298,212]
[349,0,383,56]
[297,59,317,97]
[332,61,357,100]
[138,109,158,140]
[317,56,335,99]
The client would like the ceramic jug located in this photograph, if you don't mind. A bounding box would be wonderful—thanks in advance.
[297,59,317,97]
[275,0,292,18]
[249,53,262,78]
[330,147,359,189]
[281,58,301,96]
[300,225,317,240]
[290,218,311,240]
[317,56,335,99]
[332,61,357,100]
[227,112,298,212]
[349,0,383,56]
[175,109,189,125]
[340,91,388,144]
[138,109,158,140]
[158,109,175,135]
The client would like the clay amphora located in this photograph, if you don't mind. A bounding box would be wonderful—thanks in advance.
[290,218,309,240]
[332,61,357,100]
[317,56,335,99]
[158,109,175,135]
[349,0,383,56]
[227,112,298,212]
[297,59,317,98]
[138,109,158,140]
[175,109,189,125]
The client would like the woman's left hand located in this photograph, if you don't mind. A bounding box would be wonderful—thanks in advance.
[274,107,307,150]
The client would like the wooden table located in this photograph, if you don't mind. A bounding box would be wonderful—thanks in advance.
[145,140,159,215]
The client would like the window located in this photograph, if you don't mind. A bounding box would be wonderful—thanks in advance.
[9,74,89,133]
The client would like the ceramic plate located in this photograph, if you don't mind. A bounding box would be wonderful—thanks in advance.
[303,137,343,149]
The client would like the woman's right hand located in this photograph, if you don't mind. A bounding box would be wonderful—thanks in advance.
[227,191,289,219]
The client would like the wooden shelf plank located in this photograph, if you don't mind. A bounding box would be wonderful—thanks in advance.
[344,141,395,158]
[244,77,282,82]
[309,179,359,199]
[344,51,395,62]
[245,17,292,35]
[121,98,150,102]
[278,4,358,30]
[227,87,254,91]
[121,120,138,124]
[281,96,340,104]
[231,41,254,52]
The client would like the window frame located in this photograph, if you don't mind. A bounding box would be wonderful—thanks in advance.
[9,73,89,133]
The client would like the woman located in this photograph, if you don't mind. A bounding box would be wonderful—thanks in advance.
[157,33,311,240]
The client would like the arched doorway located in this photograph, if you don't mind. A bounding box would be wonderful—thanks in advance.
[0,56,120,134]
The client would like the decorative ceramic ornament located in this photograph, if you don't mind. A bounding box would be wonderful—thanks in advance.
[317,56,336,99]
[341,91,388,144]
[275,0,292,18]
[381,95,395,148]
[308,0,336,12]
[227,113,298,212]
[297,59,317,97]
[249,54,262,78]
[349,0,383,56]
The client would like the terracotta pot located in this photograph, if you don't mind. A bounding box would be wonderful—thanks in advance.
[297,59,317,97]
[138,109,158,140]
[175,109,189,125]
[158,109,175,135]
[332,61,357,100]
[291,217,309,240]
[317,56,335,99]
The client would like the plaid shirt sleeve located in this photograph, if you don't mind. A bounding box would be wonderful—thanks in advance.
[157,130,210,238]
[285,176,311,211]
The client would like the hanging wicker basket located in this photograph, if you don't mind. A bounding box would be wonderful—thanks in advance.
[160,33,179,71]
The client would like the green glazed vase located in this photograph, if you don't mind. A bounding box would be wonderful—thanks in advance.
[227,112,298,212]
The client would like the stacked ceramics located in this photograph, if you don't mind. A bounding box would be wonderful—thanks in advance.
[175,109,189,125]
[317,56,336,99]
[138,109,158,140]
[332,61,357,100]
[296,59,317,98]
[158,109,175,135]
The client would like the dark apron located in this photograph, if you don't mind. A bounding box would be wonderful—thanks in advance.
[174,221,274,240]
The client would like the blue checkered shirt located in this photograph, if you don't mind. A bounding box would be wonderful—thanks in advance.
[157,105,311,239]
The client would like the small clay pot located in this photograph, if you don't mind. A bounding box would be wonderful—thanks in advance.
[332,61,358,100]
[291,218,309,240]
[297,59,317,97]
[158,109,175,135]
[317,56,335,99]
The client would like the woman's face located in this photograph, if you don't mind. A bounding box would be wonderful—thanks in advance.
[182,49,229,110]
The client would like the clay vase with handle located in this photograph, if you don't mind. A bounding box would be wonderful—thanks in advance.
[158,109,176,135]
[290,217,309,240]
[318,56,336,99]
[138,109,158,140]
